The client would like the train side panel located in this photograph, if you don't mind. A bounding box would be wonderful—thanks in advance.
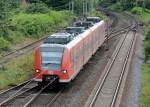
[33,48,42,80]
[66,36,84,81]
[63,20,106,82]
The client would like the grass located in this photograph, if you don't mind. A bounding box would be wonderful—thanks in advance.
[140,61,150,107]
[140,9,150,24]
[130,7,150,24]
[0,52,34,90]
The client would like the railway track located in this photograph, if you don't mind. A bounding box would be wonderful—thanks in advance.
[24,86,64,107]
[0,80,37,107]
[0,77,59,107]
[84,15,138,107]
[104,11,139,46]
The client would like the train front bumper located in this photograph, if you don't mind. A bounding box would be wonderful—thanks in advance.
[33,70,70,83]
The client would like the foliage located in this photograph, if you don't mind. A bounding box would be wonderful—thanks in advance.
[29,0,69,9]
[108,2,123,11]
[140,62,150,107]
[131,7,143,15]
[26,3,49,13]
[98,0,149,10]
[137,8,150,107]
[144,40,150,60]
[144,25,150,60]
[90,10,107,20]
[0,0,20,20]
[0,52,33,89]
[10,11,70,38]
[120,0,136,10]
[0,10,70,54]
[145,25,150,40]
[41,0,69,8]
[98,0,116,8]
[144,0,150,10]
[0,37,11,51]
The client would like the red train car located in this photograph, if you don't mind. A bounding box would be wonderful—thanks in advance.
[33,20,106,84]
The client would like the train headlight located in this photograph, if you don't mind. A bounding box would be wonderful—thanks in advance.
[35,69,40,73]
[62,70,67,73]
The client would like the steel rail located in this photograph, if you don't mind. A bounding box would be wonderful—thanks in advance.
[46,87,65,107]
[24,77,58,107]
[0,86,37,106]
[0,80,30,96]
[110,13,138,107]
[88,29,130,107]
[0,73,43,106]
[110,30,137,107]
[86,16,137,106]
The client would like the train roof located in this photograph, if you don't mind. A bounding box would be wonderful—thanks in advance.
[42,20,105,47]
[86,16,100,19]
[65,27,85,35]
[74,21,94,29]
[86,17,101,24]
[66,20,105,49]
[44,33,73,44]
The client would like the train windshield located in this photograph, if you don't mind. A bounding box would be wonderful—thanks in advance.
[40,46,64,71]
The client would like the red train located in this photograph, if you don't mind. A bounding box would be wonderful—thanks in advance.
[33,17,106,85]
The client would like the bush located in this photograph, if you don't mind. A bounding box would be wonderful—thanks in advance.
[145,25,150,40]
[10,11,70,38]
[26,3,49,14]
[131,7,143,15]
[144,25,150,60]
[144,40,150,60]
[0,37,11,52]
[109,2,123,11]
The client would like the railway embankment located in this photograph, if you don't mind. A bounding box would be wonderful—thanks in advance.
[130,7,150,107]
[120,7,150,107]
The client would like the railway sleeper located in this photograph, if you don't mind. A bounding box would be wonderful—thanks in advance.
[38,75,59,90]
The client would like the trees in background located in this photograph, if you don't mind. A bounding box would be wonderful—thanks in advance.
[99,0,150,10]
[120,0,136,10]
[0,0,20,20]
[26,2,49,13]
[27,0,98,15]
[0,0,20,51]
[144,0,150,9]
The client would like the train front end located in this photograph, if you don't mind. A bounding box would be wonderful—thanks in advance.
[33,44,70,85]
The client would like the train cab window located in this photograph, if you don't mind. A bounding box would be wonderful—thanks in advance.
[40,45,64,71]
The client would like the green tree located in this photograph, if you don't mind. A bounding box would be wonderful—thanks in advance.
[0,37,11,51]
[145,0,150,9]
[0,0,19,20]
[120,0,136,10]
[26,3,49,13]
